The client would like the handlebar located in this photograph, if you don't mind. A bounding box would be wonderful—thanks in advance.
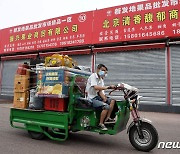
[108,84,124,95]
[108,83,138,100]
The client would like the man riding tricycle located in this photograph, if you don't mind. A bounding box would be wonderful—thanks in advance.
[10,58,158,152]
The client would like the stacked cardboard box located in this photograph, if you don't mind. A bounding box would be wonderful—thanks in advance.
[14,75,30,92]
[13,75,30,109]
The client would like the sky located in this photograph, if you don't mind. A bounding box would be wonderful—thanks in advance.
[0,0,145,29]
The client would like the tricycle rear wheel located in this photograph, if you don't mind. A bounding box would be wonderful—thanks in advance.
[28,131,45,140]
[129,122,158,152]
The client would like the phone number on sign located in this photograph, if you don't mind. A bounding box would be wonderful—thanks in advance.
[60,39,85,46]
[124,31,165,39]
[173,29,180,34]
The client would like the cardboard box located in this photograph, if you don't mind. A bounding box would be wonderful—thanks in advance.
[14,75,30,92]
[13,92,29,109]
[14,74,30,81]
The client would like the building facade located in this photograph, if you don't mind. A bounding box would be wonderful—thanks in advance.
[0,0,180,112]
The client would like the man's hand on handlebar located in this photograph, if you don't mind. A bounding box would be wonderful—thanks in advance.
[108,84,125,95]
[118,84,124,90]
[108,84,124,89]
[107,85,116,89]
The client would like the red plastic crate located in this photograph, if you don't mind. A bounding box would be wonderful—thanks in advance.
[44,98,68,112]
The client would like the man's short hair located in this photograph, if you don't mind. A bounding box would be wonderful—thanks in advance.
[97,64,108,71]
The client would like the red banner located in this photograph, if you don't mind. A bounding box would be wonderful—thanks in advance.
[0,11,93,54]
[0,0,180,54]
[0,30,2,53]
[92,0,180,44]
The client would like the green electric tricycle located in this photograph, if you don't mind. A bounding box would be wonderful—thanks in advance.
[10,75,158,152]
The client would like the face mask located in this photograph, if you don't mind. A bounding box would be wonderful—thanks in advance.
[98,70,105,77]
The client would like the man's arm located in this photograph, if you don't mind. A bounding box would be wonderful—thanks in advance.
[93,85,109,91]
[98,90,107,102]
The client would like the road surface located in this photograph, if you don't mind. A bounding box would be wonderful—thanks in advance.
[0,103,179,154]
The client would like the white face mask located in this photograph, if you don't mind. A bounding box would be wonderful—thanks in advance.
[98,70,105,77]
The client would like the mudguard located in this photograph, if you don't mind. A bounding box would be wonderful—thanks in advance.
[127,118,152,134]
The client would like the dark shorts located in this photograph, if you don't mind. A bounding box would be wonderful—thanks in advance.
[92,96,111,110]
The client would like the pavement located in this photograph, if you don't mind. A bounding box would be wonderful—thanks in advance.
[0,103,180,154]
[0,99,13,104]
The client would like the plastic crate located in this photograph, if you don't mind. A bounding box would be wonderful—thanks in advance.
[44,98,68,112]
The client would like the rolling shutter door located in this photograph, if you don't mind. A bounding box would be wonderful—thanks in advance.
[96,49,166,105]
[71,54,92,69]
[171,45,180,106]
[1,59,30,96]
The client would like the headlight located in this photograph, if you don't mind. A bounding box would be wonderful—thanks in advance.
[137,99,140,109]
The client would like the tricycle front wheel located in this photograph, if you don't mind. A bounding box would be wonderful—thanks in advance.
[129,122,158,152]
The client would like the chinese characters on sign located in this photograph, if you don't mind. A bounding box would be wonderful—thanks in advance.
[92,0,180,44]
[9,24,79,43]
[46,72,59,81]
[0,12,93,53]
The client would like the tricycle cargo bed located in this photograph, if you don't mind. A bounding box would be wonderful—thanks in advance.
[10,108,69,131]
